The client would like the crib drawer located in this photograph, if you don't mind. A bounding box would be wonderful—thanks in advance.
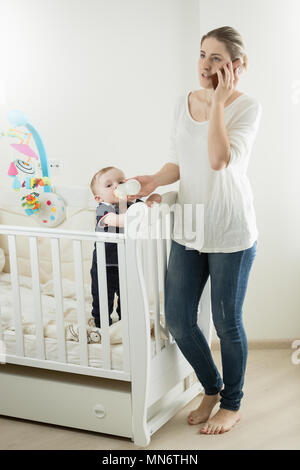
[0,364,133,439]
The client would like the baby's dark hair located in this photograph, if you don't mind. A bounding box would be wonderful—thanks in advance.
[90,166,116,196]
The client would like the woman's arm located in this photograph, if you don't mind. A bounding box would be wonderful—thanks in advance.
[208,63,242,171]
[208,102,230,171]
[124,162,180,201]
[208,101,262,171]
[152,162,180,187]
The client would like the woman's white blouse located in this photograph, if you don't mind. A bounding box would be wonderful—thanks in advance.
[167,91,262,253]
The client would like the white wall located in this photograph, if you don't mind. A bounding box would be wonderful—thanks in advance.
[199,0,300,341]
[0,0,199,188]
[0,0,299,341]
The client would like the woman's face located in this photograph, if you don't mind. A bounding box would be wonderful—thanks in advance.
[198,37,232,89]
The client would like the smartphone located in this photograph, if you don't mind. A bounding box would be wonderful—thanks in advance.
[210,58,242,90]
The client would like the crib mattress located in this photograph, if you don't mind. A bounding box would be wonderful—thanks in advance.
[2,330,163,371]
[0,272,165,371]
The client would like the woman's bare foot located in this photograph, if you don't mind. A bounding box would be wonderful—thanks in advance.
[187,393,220,425]
[200,408,241,434]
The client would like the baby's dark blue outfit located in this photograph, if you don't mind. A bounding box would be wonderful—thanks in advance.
[90,199,144,328]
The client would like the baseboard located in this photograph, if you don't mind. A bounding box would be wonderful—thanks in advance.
[211,338,295,350]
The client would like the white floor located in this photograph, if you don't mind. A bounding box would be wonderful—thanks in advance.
[0,348,299,450]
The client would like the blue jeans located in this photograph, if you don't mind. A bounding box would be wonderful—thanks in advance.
[164,239,257,411]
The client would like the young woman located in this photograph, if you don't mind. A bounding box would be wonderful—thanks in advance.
[125,26,262,435]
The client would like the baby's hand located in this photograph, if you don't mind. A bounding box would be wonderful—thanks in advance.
[145,193,162,208]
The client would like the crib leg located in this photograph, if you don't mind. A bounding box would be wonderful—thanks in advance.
[130,400,151,447]
[132,431,151,447]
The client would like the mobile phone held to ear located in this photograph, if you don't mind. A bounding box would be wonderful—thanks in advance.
[211,59,242,90]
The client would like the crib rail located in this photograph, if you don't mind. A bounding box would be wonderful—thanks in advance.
[0,225,125,242]
[0,224,130,381]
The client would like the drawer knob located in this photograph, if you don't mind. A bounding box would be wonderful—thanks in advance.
[93,404,106,419]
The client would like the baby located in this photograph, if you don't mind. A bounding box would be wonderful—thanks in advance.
[89,166,145,328]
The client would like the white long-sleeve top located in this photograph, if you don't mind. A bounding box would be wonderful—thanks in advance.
[167,90,262,253]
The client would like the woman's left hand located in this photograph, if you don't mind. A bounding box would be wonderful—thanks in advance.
[145,193,162,208]
[213,61,242,106]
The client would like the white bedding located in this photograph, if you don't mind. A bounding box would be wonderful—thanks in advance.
[0,272,167,370]
[0,272,96,328]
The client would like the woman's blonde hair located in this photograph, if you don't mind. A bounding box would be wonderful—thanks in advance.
[201,26,248,71]
[90,166,116,195]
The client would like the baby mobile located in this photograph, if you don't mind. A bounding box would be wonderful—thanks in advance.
[1,110,66,227]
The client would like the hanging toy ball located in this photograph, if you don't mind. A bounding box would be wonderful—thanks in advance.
[35,192,66,228]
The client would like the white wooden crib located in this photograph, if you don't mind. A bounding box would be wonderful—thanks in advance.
[0,187,212,447]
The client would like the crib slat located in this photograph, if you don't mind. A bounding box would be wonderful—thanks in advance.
[96,241,111,370]
[148,208,158,330]
[144,237,155,326]
[142,238,150,307]
[162,209,173,344]
[117,242,130,374]
[149,237,161,355]
[157,214,165,309]
[8,235,24,356]
[165,210,171,262]
[73,240,89,367]
[166,211,172,263]
[29,237,45,359]
[50,238,67,363]
[159,222,167,310]
[157,214,171,344]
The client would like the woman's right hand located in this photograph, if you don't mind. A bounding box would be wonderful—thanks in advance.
[123,174,157,201]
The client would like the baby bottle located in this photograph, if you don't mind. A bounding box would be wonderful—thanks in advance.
[114,179,141,200]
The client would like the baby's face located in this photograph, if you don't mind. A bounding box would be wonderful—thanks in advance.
[94,168,126,204]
